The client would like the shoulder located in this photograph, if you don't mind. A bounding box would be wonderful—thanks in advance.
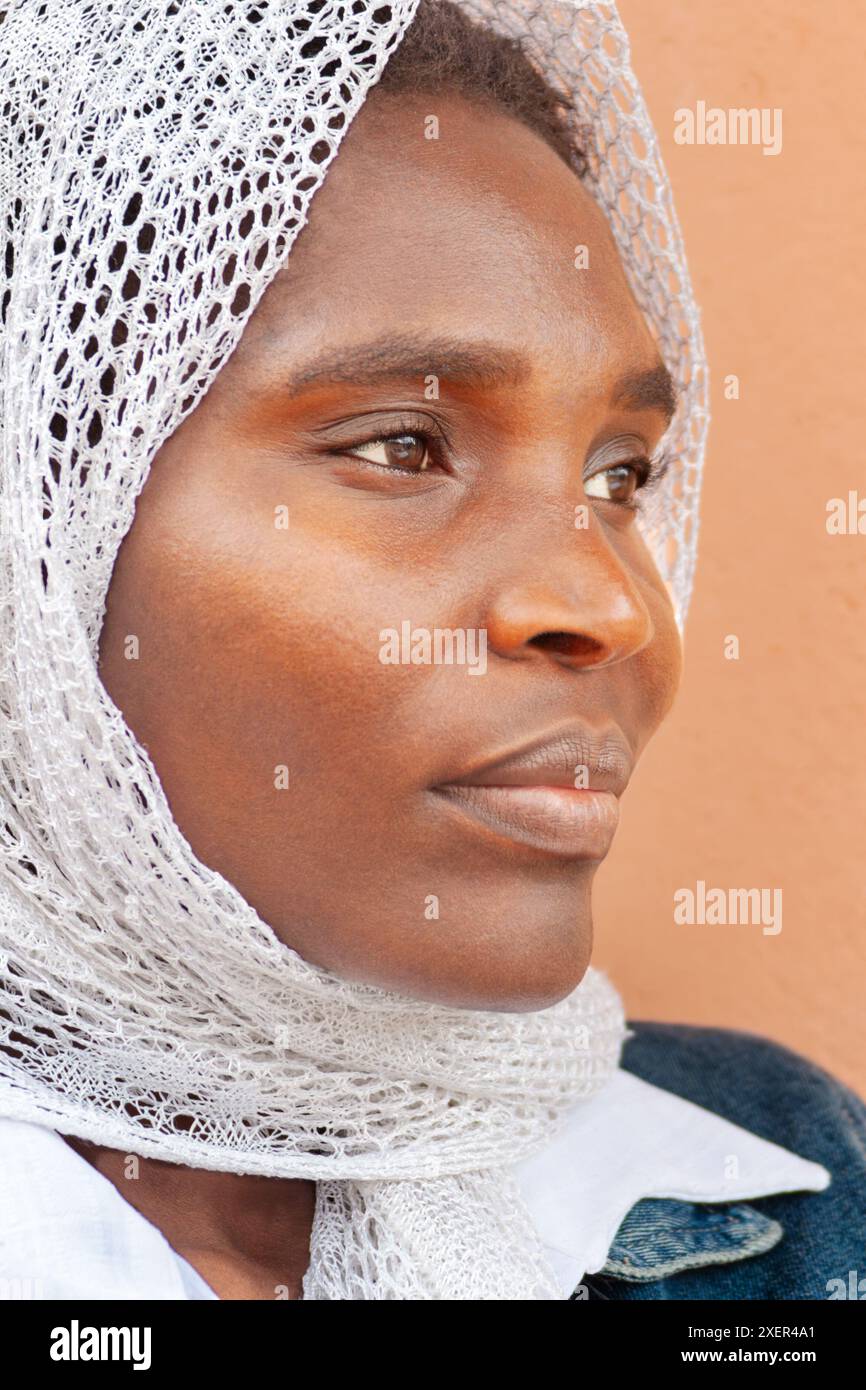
[604,1020,866,1299]
[0,1115,196,1299]
[0,1116,88,1298]
[619,1019,866,1167]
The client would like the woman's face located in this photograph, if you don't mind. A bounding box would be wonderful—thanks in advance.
[98,90,682,1011]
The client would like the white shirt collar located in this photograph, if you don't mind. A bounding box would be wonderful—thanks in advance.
[511,1067,830,1297]
[0,1070,830,1300]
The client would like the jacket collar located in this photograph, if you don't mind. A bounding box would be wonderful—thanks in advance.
[511,1067,830,1297]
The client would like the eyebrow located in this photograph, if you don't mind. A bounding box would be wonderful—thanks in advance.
[610,363,678,424]
[275,332,678,423]
[279,333,528,394]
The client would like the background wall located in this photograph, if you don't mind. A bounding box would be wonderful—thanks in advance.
[593,0,866,1096]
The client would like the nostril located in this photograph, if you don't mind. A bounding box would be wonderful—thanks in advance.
[529,631,605,662]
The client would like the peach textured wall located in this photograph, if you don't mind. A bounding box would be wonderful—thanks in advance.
[593,0,866,1096]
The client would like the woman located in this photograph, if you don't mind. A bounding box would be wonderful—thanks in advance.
[0,0,862,1301]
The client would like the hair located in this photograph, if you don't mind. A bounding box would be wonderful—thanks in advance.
[374,0,588,176]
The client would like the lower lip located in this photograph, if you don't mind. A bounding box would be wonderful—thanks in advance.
[432,784,620,858]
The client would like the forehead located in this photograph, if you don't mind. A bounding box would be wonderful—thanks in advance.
[230,89,660,396]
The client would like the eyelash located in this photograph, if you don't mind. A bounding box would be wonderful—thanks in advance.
[336,417,449,475]
[594,451,672,512]
[337,420,671,511]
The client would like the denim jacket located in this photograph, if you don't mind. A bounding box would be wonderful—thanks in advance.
[574,1022,866,1300]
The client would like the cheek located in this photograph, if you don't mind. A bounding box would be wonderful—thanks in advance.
[97,474,443,845]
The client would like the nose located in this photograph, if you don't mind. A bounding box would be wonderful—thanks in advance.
[483,514,655,670]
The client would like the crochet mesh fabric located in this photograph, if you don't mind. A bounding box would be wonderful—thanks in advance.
[0,1,709,1299]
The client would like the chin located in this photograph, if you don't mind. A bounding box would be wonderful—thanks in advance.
[405,954,594,1013]
[335,899,595,1014]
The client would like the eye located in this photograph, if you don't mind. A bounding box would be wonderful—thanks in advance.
[584,460,649,506]
[345,431,437,474]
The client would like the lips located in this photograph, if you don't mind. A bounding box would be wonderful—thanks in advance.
[431,725,633,858]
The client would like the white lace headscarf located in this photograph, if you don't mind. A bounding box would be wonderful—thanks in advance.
[0,1,709,1299]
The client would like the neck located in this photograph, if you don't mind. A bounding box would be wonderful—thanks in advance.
[64,1135,316,1300]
